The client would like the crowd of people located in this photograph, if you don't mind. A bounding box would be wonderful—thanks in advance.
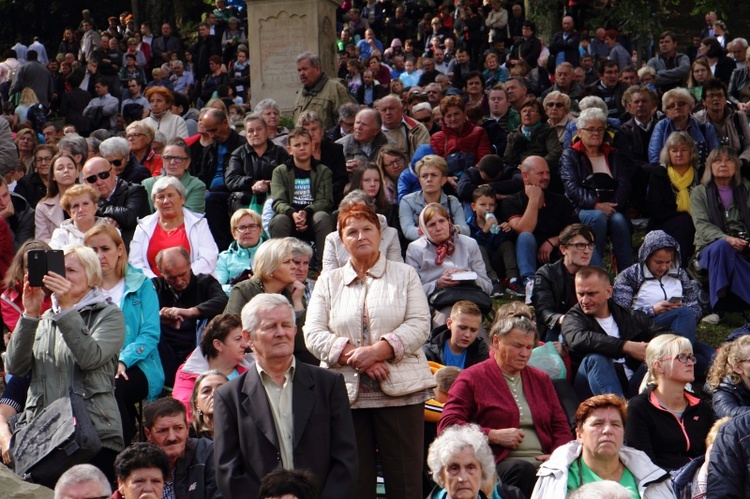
[3,1,750,498]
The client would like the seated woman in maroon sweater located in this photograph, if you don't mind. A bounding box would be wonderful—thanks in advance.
[438,314,573,498]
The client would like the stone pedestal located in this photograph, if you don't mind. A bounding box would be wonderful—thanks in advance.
[246,0,340,115]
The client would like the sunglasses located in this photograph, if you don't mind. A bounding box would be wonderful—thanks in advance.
[84,168,112,184]
[546,102,565,108]
[109,158,124,167]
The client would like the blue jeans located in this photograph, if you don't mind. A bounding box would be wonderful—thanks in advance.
[578,209,633,270]
[574,354,624,397]
[516,232,537,282]
[653,308,716,376]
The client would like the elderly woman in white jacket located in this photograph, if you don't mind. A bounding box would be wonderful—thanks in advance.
[129,176,218,278]
[304,202,435,499]
[322,190,402,272]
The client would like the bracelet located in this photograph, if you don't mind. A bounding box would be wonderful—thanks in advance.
[545,239,554,248]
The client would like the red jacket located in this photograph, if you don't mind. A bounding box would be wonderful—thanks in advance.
[430,119,492,166]
[438,357,573,463]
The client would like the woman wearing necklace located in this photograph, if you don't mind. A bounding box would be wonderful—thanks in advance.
[624,334,714,471]
[533,394,675,498]
[439,314,572,498]
[129,176,218,278]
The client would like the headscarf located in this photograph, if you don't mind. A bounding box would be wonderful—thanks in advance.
[418,203,455,265]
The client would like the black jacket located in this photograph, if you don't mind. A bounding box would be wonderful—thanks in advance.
[547,30,581,70]
[532,259,577,340]
[119,158,151,185]
[619,117,659,175]
[96,178,150,248]
[645,164,699,228]
[14,172,46,207]
[173,437,220,499]
[224,139,291,211]
[712,376,750,418]
[197,129,243,190]
[561,300,666,370]
[456,166,522,203]
[422,325,489,368]
[319,139,348,206]
[6,192,34,251]
[355,83,388,107]
[707,412,750,498]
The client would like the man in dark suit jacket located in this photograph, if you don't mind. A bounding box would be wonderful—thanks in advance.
[355,69,388,107]
[214,294,356,499]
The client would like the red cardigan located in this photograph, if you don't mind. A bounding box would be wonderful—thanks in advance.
[438,358,573,463]
[430,119,492,164]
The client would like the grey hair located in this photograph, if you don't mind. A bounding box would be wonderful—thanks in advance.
[567,480,632,499]
[252,238,295,281]
[339,189,377,211]
[241,293,295,336]
[338,102,360,120]
[731,37,748,49]
[287,237,313,259]
[152,175,186,202]
[412,102,432,114]
[489,315,538,342]
[244,112,267,128]
[57,134,89,164]
[296,51,321,68]
[427,424,496,491]
[637,66,656,80]
[54,464,111,498]
[576,107,607,130]
[172,60,184,68]
[578,96,608,115]
[254,98,280,114]
[659,131,699,168]
[662,87,694,109]
[99,136,130,158]
[155,246,190,271]
[296,110,325,129]
[542,91,571,113]
[85,137,101,154]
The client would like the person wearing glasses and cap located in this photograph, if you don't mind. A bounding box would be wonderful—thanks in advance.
[82,156,149,247]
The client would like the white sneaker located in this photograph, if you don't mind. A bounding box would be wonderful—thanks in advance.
[701,313,720,325]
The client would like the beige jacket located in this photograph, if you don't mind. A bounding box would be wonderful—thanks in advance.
[304,253,435,403]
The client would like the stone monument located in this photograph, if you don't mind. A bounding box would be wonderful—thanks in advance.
[246,0,340,114]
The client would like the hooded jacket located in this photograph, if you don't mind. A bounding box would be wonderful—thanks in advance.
[422,324,489,368]
[612,230,700,319]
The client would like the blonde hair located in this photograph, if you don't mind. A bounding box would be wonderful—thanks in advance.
[639,333,693,392]
[252,238,295,282]
[415,154,449,177]
[19,88,40,106]
[63,244,103,287]
[707,335,750,389]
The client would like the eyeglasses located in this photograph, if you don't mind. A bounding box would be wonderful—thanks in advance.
[84,168,112,184]
[580,127,606,134]
[665,101,689,110]
[673,353,697,364]
[567,242,595,250]
[546,102,565,108]
[415,116,433,124]
[235,224,260,232]
[163,155,188,164]
[704,92,725,100]
[109,158,125,167]
[35,156,53,163]
[126,132,146,140]
[383,157,404,169]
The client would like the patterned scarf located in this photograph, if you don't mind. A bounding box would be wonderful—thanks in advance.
[419,204,456,265]
[667,166,695,213]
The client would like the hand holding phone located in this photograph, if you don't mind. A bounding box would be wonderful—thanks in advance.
[27,250,65,287]
[668,296,683,304]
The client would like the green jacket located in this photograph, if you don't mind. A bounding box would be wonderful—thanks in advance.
[7,300,126,452]
[270,161,333,218]
[292,73,354,130]
[142,172,207,213]
[690,178,750,254]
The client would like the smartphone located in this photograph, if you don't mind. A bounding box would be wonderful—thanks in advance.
[668,296,683,304]
[27,250,65,286]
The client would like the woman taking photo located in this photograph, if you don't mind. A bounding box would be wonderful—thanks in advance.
[625,334,714,471]
[439,315,572,498]
[189,370,229,439]
[708,335,750,418]
[532,394,674,498]
[305,203,435,499]
[129,176,218,278]
[646,132,700,266]
[690,146,750,310]
[35,152,78,242]
[216,208,266,295]
[16,144,56,208]
[126,121,163,176]
[173,314,251,417]
[560,107,632,270]
[50,184,108,249]
[6,244,126,482]
[377,145,407,205]
[323,190,402,271]
[84,223,164,447]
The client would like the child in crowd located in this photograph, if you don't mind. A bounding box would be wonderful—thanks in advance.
[230,47,249,102]
[423,300,489,369]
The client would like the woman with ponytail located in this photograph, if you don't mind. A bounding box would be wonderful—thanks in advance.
[624,334,714,471]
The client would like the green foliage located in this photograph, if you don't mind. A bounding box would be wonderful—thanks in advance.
[279,115,295,130]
